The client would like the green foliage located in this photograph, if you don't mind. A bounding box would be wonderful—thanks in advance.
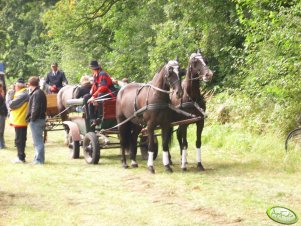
[0,0,58,79]
[1,0,300,133]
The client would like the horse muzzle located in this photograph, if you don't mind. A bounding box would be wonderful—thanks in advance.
[176,89,183,99]
[203,69,213,82]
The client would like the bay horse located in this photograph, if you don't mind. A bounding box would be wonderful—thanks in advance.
[116,60,183,173]
[170,50,213,171]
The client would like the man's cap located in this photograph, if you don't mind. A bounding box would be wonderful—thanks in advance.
[16,77,25,84]
[89,60,100,70]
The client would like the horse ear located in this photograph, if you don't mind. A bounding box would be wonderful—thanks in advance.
[176,56,179,62]
[197,49,200,54]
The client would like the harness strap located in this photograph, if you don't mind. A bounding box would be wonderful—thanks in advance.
[177,102,195,109]
[146,83,172,94]
[177,101,207,118]
[168,104,196,118]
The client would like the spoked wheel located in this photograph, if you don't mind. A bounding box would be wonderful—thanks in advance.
[83,132,100,164]
[68,132,80,159]
[139,135,158,160]
[285,128,301,152]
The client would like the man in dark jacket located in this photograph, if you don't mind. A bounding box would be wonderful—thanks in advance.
[0,83,8,148]
[45,62,68,93]
[86,60,117,127]
[26,76,47,164]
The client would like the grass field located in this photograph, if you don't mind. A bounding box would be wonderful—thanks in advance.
[0,121,300,226]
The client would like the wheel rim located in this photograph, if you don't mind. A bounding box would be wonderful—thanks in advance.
[84,141,93,162]
[286,128,301,152]
[68,135,74,151]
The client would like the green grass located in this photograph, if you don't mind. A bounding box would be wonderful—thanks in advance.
[0,122,300,226]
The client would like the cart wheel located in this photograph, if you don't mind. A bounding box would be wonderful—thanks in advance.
[285,127,301,152]
[140,135,158,160]
[43,130,47,143]
[83,132,100,164]
[68,133,80,159]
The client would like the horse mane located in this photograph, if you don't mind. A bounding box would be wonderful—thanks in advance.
[156,64,165,73]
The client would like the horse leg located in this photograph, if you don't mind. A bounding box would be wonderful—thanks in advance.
[130,125,141,168]
[119,122,130,169]
[176,126,184,155]
[146,125,155,174]
[61,111,68,121]
[196,119,205,171]
[162,126,173,173]
[179,125,188,171]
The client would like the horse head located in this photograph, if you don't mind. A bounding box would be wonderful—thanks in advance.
[189,50,213,83]
[164,60,183,99]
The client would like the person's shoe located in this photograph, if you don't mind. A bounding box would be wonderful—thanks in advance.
[91,118,101,127]
[12,158,26,164]
[31,161,43,165]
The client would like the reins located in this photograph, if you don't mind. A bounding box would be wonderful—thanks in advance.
[145,83,172,94]
[100,103,196,133]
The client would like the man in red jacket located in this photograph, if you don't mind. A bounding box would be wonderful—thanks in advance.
[86,60,117,127]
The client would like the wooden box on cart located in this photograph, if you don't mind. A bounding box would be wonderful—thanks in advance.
[46,94,59,116]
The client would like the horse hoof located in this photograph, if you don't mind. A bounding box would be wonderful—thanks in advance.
[131,163,138,168]
[165,164,173,173]
[148,166,155,174]
[182,167,187,172]
[122,164,129,169]
[197,162,205,171]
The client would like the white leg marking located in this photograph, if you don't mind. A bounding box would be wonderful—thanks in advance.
[196,148,201,162]
[181,149,187,168]
[147,152,154,166]
[163,151,170,166]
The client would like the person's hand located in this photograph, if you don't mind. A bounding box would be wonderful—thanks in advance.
[88,96,95,103]
[50,85,57,92]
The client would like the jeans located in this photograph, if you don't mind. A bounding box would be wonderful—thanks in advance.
[15,127,27,161]
[0,115,6,148]
[30,119,46,163]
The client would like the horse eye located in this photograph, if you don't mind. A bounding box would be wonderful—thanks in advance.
[168,67,173,73]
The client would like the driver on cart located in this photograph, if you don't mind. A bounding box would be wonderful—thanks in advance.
[85,60,117,127]
[45,62,68,94]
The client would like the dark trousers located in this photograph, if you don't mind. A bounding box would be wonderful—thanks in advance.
[15,127,27,161]
[83,94,103,121]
